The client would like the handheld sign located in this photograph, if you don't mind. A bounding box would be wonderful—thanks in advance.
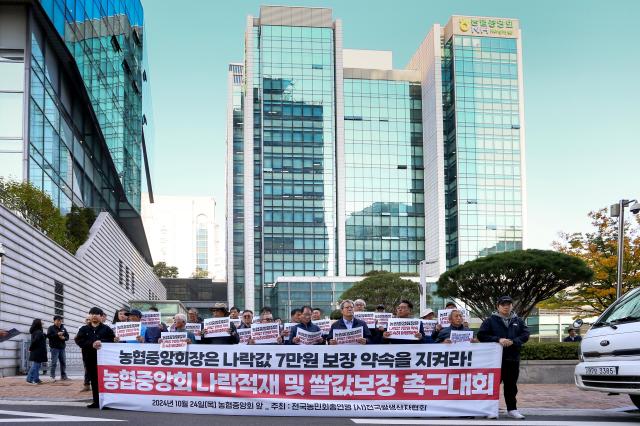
[353,312,376,329]
[237,328,251,344]
[296,328,323,345]
[312,319,331,335]
[203,317,231,338]
[160,332,188,351]
[282,322,298,341]
[374,313,393,329]
[333,327,363,345]
[115,322,141,341]
[0,328,20,343]
[438,309,453,326]
[230,318,242,328]
[250,323,280,344]
[185,323,202,341]
[386,318,421,340]
[421,319,438,334]
[141,311,161,327]
[450,330,473,344]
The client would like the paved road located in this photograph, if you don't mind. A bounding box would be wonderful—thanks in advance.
[0,403,637,426]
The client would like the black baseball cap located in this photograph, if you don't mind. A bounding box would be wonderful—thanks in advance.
[126,309,143,317]
[89,307,104,315]
[498,296,513,305]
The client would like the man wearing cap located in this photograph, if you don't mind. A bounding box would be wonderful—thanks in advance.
[201,302,239,344]
[75,307,115,408]
[478,296,530,420]
[113,309,146,343]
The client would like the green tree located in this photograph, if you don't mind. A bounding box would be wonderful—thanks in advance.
[539,209,640,315]
[192,267,209,279]
[153,262,179,278]
[65,206,96,252]
[437,249,593,319]
[0,178,69,249]
[340,271,420,312]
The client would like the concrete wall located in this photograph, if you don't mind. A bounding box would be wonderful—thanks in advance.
[0,204,166,376]
[519,360,578,384]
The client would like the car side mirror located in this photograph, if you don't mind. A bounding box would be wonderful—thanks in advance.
[572,319,583,329]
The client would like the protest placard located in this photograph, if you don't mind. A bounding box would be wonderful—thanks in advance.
[98,342,502,417]
[282,322,298,341]
[140,311,161,327]
[237,328,251,344]
[250,323,280,344]
[159,332,188,351]
[353,312,376,328]
[421,319,438,334]
[230,318,242,328]
[450,330,474,344]
[185,323,202,341]
[386,318,421,340]
[333,326,363,345]
[115,322,141,341]
[0,328,19,343]
[312,319,331,335]
[296,328,323,345]
[203,317,231,338]
[374,313,393,329]
[438,309,453,326]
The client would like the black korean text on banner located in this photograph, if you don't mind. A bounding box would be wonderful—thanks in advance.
[115,322,141,340]
[185,323,202,341]
[160,332,188,351]
[203,318,231,339]
[97,342,503,417]
[438,309,453,326]
[354,312,376,329]
[250,323,280,344]
[333,326,363,345]
[421,320,437,334]
[386,318,420,340]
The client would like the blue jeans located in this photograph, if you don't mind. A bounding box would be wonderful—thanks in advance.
[50,348,67,379]
[26,361,41,383]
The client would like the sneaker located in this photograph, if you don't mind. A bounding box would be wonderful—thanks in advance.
[507,410,525,419]
[61,376,69,381]
[50,378,56,383]
[86,403,99,409]
[25,380,33,384]
[82,384,90,392]
[486,413,498,419]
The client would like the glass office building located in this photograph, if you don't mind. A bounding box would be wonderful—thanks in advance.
[0,0,153,262]
[227,8,526,311]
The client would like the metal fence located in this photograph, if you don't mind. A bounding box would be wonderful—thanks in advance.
[19,341,85,376]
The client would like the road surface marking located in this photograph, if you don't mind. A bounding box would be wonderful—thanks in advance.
[351,419,637,426]
[0,410,122,423]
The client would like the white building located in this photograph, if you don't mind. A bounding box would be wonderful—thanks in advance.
[141,194,225,280]
[0,204,166,377]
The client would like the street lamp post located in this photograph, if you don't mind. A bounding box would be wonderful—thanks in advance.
[610,199,640,300]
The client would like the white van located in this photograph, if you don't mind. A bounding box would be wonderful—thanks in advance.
[574,286,640,409]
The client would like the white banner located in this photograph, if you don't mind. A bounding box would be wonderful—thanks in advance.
[374,313,393,329]
[450,330,474,344]
[203,318,230,338]
[354,312,376,329]
[250,323,280,344]
[296,328,322,345]
[98,343,502,417]
[141,312,161,327]
[185,323,202,341]
[115,322,141,341]
[333,327,363,345]
[312,319,331,335]
[160,332,188,351]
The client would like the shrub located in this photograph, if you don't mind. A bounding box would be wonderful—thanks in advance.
[520,341,579,360]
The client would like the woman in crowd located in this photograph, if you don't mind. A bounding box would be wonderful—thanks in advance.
[26,319,47,384]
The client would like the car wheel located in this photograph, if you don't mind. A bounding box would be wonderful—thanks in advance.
[630,394,640,410]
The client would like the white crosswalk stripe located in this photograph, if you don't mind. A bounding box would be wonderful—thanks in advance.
[0,409,122,423]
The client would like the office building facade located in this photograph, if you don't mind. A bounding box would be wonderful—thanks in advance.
[227,6,526,311]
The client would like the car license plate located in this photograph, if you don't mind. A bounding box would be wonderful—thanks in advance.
[585,366,618,375]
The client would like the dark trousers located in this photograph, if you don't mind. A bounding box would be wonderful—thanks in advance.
[501,359,520,411]
[87,362,99,404]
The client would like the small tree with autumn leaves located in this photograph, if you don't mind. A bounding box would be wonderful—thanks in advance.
[539,208,640,315]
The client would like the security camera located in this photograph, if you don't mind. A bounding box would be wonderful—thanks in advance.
[631,202,640,215]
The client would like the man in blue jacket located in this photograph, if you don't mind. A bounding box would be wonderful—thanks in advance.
[477,296,530,420]
[328,300,372,345]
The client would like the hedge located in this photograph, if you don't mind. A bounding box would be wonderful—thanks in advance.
[520,342,579,360]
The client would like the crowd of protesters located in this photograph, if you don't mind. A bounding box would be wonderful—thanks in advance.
[23,296,534,418]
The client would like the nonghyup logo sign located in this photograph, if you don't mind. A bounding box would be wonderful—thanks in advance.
[454,16,518,39]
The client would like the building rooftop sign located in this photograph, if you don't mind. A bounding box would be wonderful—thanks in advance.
[449,15,519,39]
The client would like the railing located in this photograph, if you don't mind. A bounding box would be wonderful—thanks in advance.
[20,341,85,376]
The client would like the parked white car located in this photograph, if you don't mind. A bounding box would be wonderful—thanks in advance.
[574,286,640,409]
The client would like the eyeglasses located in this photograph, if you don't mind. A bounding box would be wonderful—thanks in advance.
[262,317,274,322]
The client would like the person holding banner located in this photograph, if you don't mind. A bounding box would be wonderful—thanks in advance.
[161,313,196,344]
[477,296,530,420]
[143,307,166,343]
[229,306,240,319]
[436,309,477,343]
[201,303,239,345]
[75,307,115,408]
[382,300,424,344]
[311,308,323,321]
[113,309,146,343]
[239,310,253,328]
[328,300,371,345]
[353,299,367,312]
[289,308,324,345]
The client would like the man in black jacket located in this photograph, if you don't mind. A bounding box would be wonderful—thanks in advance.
[201,303,239,345]
[477,296,529,420]
[75,307,115,409]
[46,315,69,381]
[328,300,372,345]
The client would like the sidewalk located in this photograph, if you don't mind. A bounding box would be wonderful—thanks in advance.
[0,377,634,409]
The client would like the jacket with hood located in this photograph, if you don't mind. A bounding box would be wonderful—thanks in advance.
[477,311,529,361]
